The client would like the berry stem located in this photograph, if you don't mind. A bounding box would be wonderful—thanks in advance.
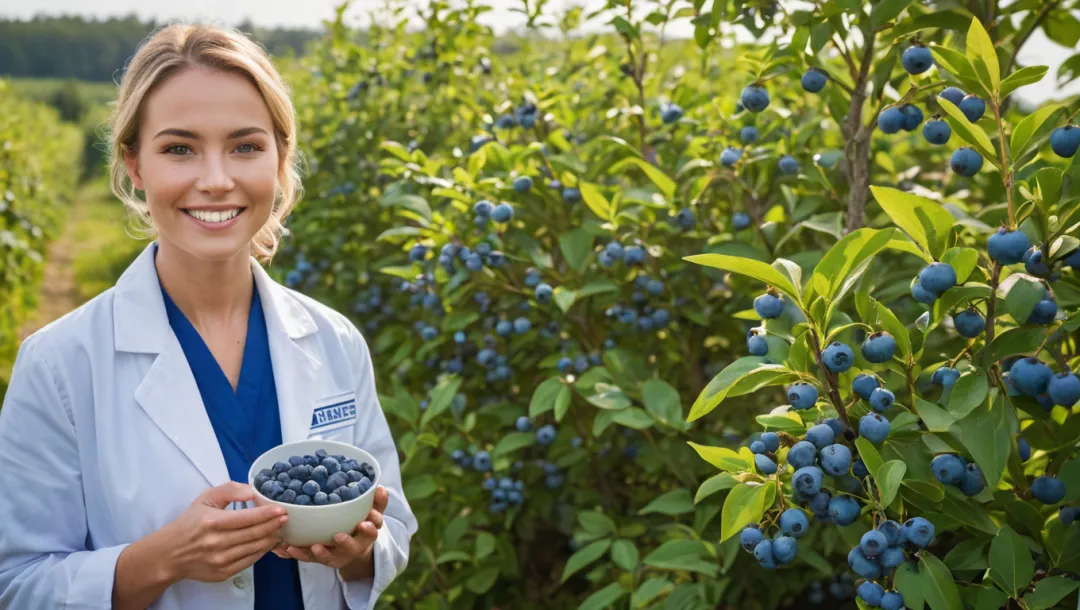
[806,323,853,434]
[992,102,1016,228]
[985,262,1001,344]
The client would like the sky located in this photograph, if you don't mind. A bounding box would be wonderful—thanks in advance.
[2,0,1077,104]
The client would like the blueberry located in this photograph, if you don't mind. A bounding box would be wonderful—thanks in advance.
[1024,247,1052,278]
[747,329,769,356]
[950,147,983,177]
[880,546,906,570]
[513,176,533,192]
[508,490,524,504]
[545,473,564,489]
[959,94,985,122]
[847,546,882,580]
[1060,506,1076,526]
[859,413,891,444]
[624,245,647,265]
[301,480,320,496]
[857,581,885,606]
[823,418,843,438]
[778,155,799,174]
[853,458,870,479]
[788,382,819,410]
[474,451,492,471]
[1050,125,1080,158]
[754,293,784,319]
[954,308,986,338]
[932,366,961,388]
[755,454,778,475]
[852,374,880,400]
[829,495,861,526]
[327,493,342,504]
[761,432,780,453]
[259,480,278,498]
[940,87,966,107]
[740,525,765,553]
[516,416,532,432]
[1009,357,1052,396]
[902,517,935,547]
[492,203,514,223]
[326,471,348,491]
[288,456,305,467]
[911,279,937,304]
[339,484,361,501]
[919,262,958,294]
[513,317,531,334]
[869,388,895,413]
[253,474,270,490]
[809,491,832,518]
[794,466,825,496]
[732,212,752,230]
[313,492,328,505]
[780,508,810,538]
[660,102,683,124]
[741,85,770,112]
[879,521,903,546]
[862,332,897,363]
[294,494,312,506]
[881,591,905,610]
[536,424,557,445]
[878,107,906,134]
[772,536,798,564]
[801,67,828,93]
[820,444,852,476]
[901,45,933,74]
[278,489,297,504]
[900,104,923,131]
[753,539,777,569]
[1048,372,1080,407]
[1018,437,1031,462]
[1031,475,1066,504]
[931,454,966,485]
[535,283,553,304]
[923,118,951,144]
[1030,298,1058,325]
[740,126,759,144]
[821,342,854,373]
[720,147,743,167]
[806,424,836,449]
[276,472,291,484]
[959,463,985,497]
[788,441,818,469]
[482,478,496,491]
[272,461,291,475]
[287,479,304,495]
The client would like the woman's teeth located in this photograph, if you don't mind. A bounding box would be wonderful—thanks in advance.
[185,208,242,223]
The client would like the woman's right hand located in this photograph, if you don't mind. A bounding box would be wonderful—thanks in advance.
[157,481,288,583]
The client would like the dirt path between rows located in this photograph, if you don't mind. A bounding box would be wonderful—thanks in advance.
[18,199,84,340]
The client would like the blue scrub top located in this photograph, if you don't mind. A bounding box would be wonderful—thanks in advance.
[159,264,305,609]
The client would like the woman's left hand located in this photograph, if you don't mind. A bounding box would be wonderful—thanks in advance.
[272,486,388,576]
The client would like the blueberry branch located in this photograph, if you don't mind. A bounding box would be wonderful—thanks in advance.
[805,322,854,435]
[985,262,1001,344]
[991,101,1016,227]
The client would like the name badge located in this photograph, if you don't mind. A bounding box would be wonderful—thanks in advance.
[310,392,357,433]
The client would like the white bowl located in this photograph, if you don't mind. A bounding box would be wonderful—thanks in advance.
[248,439,381,547]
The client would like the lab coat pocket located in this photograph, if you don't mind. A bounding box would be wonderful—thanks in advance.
[307,390,358,440]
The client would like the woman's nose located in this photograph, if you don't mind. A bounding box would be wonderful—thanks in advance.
[196,153,235,195]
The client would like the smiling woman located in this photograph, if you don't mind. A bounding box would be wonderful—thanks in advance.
[0,23,417,610]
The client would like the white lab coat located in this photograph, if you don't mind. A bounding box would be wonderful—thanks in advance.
[0,242,418,609]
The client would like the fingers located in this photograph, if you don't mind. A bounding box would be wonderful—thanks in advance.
[201,481,256,509]
[223,541,279,577]
[331,532,367,557]
[213,504,288,531]
[219,533,282,566]
[284,545,316,562]
[365,508,384,529]
[219,513,289,547]
[372,486,389,514]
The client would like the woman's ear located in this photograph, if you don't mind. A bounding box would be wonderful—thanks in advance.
[123,147,144,191]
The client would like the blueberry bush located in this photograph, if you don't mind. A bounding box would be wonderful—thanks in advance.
[277,1,1080,608]
[0,81,82,397]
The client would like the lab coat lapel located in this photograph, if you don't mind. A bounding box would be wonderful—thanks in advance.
[252,260,321,444]
[115,244,231,488]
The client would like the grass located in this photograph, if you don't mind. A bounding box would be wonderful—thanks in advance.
[71,180,147,302]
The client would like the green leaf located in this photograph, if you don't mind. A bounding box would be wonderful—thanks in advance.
[1022,576,1080,610]
[404,474,437,500]
[530,377,567,418]
[920,552,964,610]
[554,384,572,421]
[696,473,738,504]
[1000,65,1048,98]
[379,193,432,222]
[871,0,915,27]
[755,412,806,432]
[685,254,799,302]
[936,93,998,162]
[941,247,980,284]
[1004,275,1045,324]
[916,396,957,432]
[856,294,912,358]
[579,182,612,221]
[577,582,628,610]
[435,550,472,565]
[642,540,719,575]
[689,359,801,421]
[855,437,885,476]
[870,186,954,257]
[420,376,463,427]
[632,578,674,608]
[562,539,612,583]
[610,157,675,198]
[559,229,594,272]
[966,17,1000,93]
[642,379,683,425]
[945,538,989,571]
[720,483,770,543]
[639,489,694,516]
[809,228,894,302]
[895,561,926,610]
[578,511,616,536]
[492,431,536,457]
[553,287,577,313]
[475,531,496,561]
[1054,525,1080,570]
[687,442,751,472]
[989,525,1034,598]
[951,393,1012,487]
[465,566,500,594]
[875,460,907,507]
[978,327,1046,367]
[610,539,639,571]
[1010,104,1065,160]
[586,383,632,410]
[932,46,989,98]
[948,369,989,419]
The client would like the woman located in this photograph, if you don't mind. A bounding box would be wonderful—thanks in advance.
[0,24,417,609]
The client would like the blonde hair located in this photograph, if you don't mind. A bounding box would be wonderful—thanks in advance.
[107,23,303,262]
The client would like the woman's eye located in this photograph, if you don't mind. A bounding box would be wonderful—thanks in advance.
[236,143,261,154]
[165,144,192,155]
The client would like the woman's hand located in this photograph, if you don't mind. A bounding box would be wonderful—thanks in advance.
[158,481,289,583]
[273,485,388,579]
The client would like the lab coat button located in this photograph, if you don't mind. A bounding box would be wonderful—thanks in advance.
[232,576,245,589]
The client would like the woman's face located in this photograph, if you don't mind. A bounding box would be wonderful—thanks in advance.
[124,66,280,263]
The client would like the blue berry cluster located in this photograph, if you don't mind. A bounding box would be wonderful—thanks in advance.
[483,475,526,512]
[255,449,376,506]
[929,454,985,496]
[847,518,933,609]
